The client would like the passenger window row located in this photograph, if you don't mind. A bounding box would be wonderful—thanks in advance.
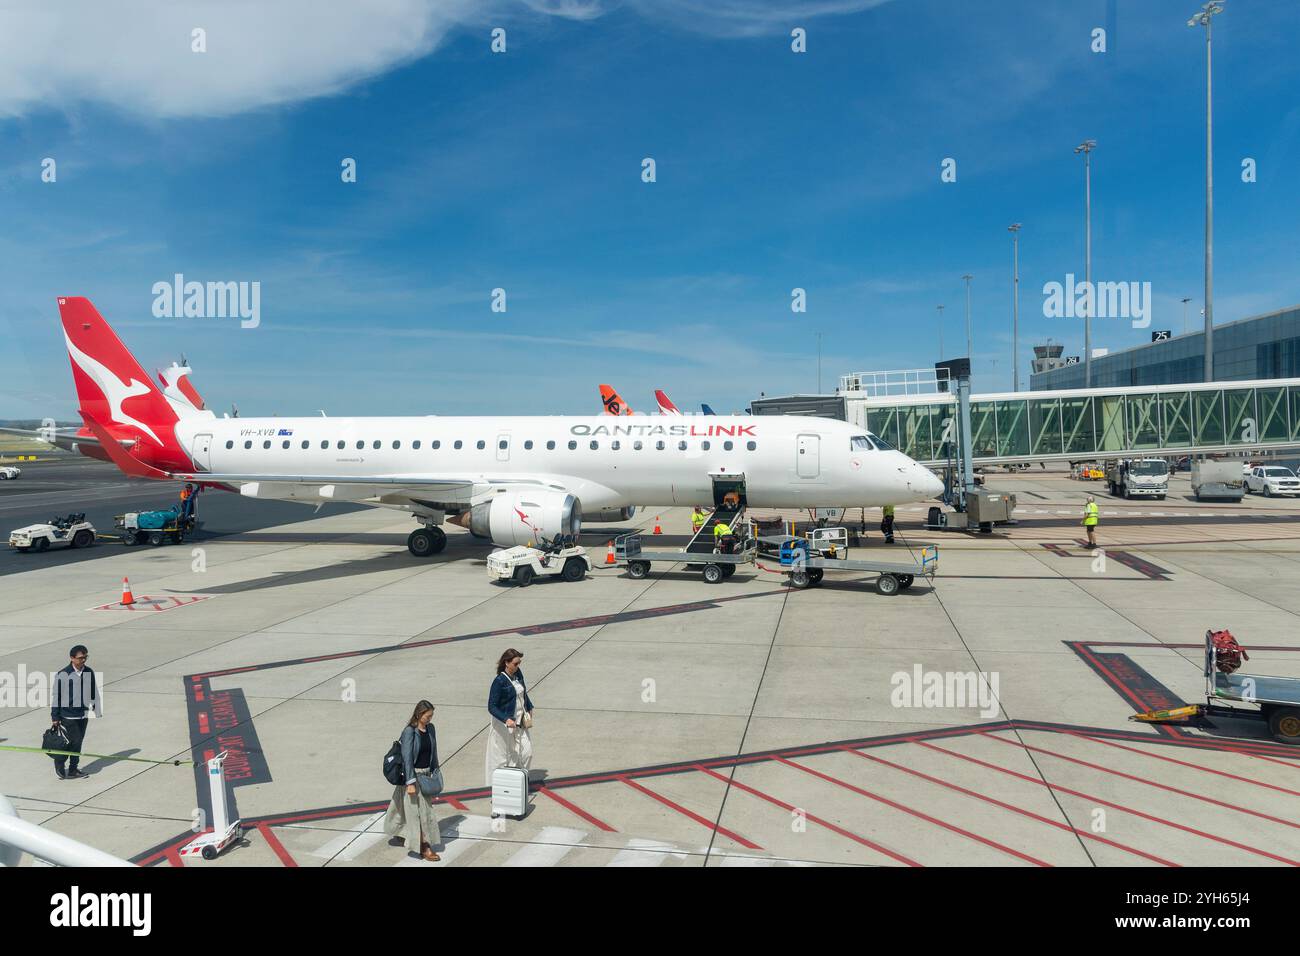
[225,438,760,452]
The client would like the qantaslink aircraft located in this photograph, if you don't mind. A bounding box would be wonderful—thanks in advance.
[55,296,943,556]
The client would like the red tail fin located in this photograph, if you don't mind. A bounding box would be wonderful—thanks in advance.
[59,297,190,472]
[654,389,681,416]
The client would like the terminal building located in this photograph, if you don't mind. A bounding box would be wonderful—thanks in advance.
[1030,304,1300,391]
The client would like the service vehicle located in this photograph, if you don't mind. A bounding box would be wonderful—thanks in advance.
[1131,630,1300,746]
[762,527,939,595]
[1244,465,1300,497]
[0,465,20,480]
[1190,459,1245,501]
[487,538,591,587]
[1105,458,1169,499]
[8,513,96,552]
[115,508,197,546]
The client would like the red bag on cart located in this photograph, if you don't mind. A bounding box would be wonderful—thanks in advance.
[1209,629,1249,673]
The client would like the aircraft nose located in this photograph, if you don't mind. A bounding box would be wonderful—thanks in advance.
[909,465,944,499]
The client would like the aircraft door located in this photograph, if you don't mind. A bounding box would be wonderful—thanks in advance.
[796,434,820,478]
[193,433,213,470]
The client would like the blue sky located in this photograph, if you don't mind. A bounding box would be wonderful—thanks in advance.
[2,0,1298,418]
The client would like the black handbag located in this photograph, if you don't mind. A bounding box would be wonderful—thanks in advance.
[42,724,69,759]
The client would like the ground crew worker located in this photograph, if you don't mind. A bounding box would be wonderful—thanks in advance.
[1082,495,1099,548]
[880,504,895,544]
[691,506,708,533]
[712,517,732,553]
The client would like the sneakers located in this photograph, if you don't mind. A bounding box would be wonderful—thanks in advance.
[66,768,89,779]
[54,767,66,780]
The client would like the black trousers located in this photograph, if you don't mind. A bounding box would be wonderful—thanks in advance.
[880,516,895,541]
[54,718,87,772]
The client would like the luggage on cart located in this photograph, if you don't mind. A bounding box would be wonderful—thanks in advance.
[1209,629,1249,674]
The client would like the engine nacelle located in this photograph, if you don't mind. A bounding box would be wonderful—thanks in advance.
[585,506,636,523]
[457,491,581,546]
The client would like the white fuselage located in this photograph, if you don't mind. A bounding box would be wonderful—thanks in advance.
[177,414,943,510]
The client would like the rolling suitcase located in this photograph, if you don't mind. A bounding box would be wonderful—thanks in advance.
[492,760,528,819]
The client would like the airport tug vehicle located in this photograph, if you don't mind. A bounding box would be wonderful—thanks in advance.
[763,527,939,595]
[487,536,591,587]
[8,513,96,552]
[1131,630,1300,746]
[0,465,21,480]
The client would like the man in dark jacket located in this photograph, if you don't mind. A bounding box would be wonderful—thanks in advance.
[50,645,100,779]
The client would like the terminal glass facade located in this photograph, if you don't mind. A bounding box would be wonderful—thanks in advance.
[1030,306,1300,390]
[856,381,1300,465]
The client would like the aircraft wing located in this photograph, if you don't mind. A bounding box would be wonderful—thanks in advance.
[0,425,101,453]
[165,470,567,503]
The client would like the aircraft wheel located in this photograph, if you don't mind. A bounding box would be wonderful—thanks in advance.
[561,557,586,582]
[627,561,650,580]
[72,530,94,549]
[1268,707,1300,745]
[407,527,440,557]
[898,574,914,590]
[789,570,810,589]
[702,563,724,584]
[514,566,535,588]
[876,573,900,596]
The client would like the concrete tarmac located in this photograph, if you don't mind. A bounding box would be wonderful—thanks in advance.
[1,466,1298,867]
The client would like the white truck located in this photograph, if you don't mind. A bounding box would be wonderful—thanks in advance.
[1105,458,1169,499]
[1244,465,1300,498]
[1191,459,1245,502]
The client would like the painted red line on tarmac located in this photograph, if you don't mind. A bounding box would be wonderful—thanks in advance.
[196,712,209,735]
[537,786,616,832]
[841,748,1178,867]
[692,764,920,867]
[164,847,185,868]
[982,732,1300,830]
[1073,644,1155,714]
[919,741,1299,866]
[257,823,298,867]
[1065,730,1300,797]
[619,776,761,850]
[1241,750,1300,770]
[438,796,470,811]
[774,756,1052,867]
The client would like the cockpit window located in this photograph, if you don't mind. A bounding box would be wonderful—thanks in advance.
[851,436,875,451]
[868,432,896,451]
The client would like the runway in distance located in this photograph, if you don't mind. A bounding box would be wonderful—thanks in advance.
[55,296,943,555]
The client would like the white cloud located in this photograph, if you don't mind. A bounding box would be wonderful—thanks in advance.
[0,0,898,120]
[0,0,487,119]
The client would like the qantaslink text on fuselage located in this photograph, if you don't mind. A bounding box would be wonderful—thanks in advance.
[571,424,756,437]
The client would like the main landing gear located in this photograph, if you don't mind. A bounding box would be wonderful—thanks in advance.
[407,526,447,557]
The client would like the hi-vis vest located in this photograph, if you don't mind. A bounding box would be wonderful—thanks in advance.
[883,505,895,518]
[713,522,731,537]
[1083,502,1099,526]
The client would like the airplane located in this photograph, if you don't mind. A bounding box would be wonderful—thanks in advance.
[599,384,634,416]
[56,296,943,556]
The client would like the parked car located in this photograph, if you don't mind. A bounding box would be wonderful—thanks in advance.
[1245,466,1300,497]
[0,465,20,480]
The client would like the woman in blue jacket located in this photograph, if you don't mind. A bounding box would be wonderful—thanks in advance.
[485,648,534,787]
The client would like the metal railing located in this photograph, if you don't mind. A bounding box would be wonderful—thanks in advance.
[839,368,951,397]
[0,793,134,867]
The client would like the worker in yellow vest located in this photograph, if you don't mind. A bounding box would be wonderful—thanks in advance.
[1082,495,1099,548]
[712,518,732,553]
[691,507,709,533]
[880,504,896,544]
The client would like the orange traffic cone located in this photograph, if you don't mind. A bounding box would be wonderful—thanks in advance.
[605,540,616,565]
[120,576,136,607]
[653,516,662,535]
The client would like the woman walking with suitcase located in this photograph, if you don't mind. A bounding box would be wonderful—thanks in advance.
[383,700,443,861]
[486,648,534,816]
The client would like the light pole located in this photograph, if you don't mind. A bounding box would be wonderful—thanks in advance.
[1189,2,1224,382]
[1009,224,1021,391]
[1181,296,1192,334]
[962,274,974,365]
[937,304,945,360]
[1074,139,1097,388]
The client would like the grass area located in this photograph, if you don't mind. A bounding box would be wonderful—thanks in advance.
[0,434,53,458]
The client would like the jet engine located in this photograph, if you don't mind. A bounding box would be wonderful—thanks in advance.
[584,506,636,523]
[452,491,581,546]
